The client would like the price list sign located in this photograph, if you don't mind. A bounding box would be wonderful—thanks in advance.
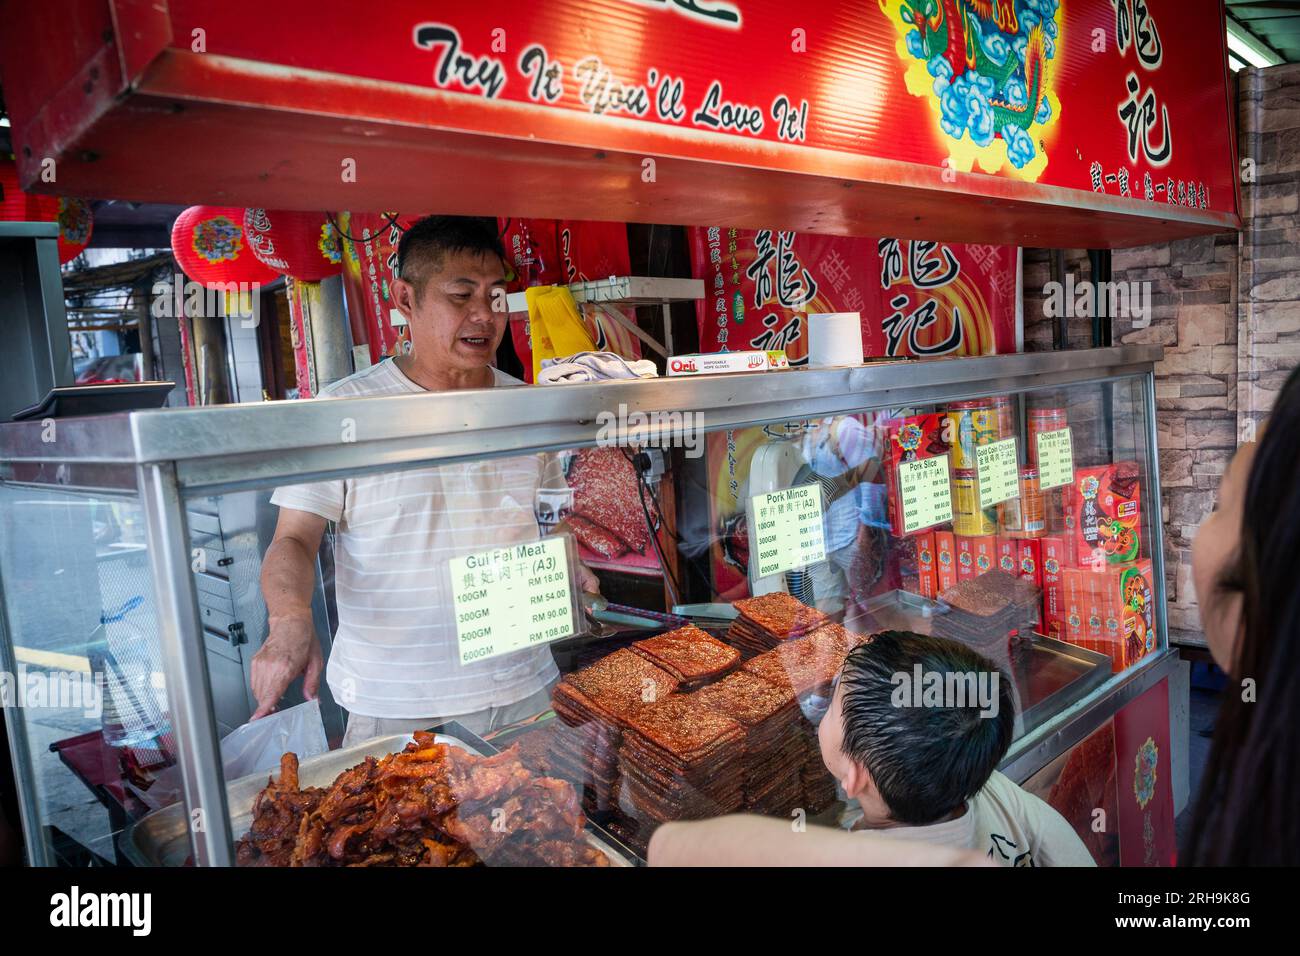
[450,537,576,665]
[1036,428,1075,490]
[976,437,1020,509]
[897,453,953,534]
[750,483,827,579]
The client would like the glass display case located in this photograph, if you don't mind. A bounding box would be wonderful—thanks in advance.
[0,346,1179,866]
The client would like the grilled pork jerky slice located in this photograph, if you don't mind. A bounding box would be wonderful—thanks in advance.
[733,592,830,637]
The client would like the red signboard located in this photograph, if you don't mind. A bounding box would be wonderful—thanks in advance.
[337,212,420,365]
[152,0,1234,216]
[1113,675,1177,866]
[0,0,1237,247]
[688,228,1017,363]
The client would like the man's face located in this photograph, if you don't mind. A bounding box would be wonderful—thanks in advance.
[391,248,509,373]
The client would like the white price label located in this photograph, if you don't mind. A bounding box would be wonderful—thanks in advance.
[450,537,576,665]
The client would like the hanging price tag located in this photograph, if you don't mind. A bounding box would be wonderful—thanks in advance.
[898,453,953,534]
[976,437,1020,509]
[750,483,827,579]
[1036,428,1075,490]
[449,537,576,665]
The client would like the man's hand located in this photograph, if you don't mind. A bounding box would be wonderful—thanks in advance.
[577,560,601,596]
[250,613,322,719]
[255,507,329,720]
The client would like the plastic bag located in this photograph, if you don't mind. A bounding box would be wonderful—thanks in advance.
[139,699,328,810]
[525,285,597,382]
[218,699,329,781]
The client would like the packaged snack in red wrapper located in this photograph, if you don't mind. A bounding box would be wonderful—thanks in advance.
[916,531,938,599]
[1040,535,1071,639]
[884,413,950,537]
[1065,462,1142,567]
[995,537,1018,577]
[935,530,958,593]
[1016,537,1042,591]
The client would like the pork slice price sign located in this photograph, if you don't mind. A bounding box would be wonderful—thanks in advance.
[898,454,954,534]
[751,483,827,579]
[1036,428,1075,491]
[451,537,575,665]
[976,437,1020,509]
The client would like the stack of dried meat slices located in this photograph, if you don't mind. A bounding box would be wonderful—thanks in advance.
[550,649,680,814]
[565,447,658,560]
[691,671,804,815]
[933,570,1039,649]
[738,623,872,813]
[630,624,741,688]
[728,591,830,657]
[617,695,746,829]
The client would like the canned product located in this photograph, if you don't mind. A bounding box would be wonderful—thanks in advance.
[952,469,997,536]
[1018,467,1046,535]
[991,395,1016,441]
[947,399,997,471]
[1027,407,1068,466]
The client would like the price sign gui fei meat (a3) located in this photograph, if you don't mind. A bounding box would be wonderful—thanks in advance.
[450,537,577,665]
[898,454,954,534]
[750,484,827,580]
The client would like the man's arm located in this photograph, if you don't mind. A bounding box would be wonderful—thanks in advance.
[648,815,992,867]
[251,507,328,719]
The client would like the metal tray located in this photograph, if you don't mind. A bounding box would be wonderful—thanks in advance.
[122,730,633,867]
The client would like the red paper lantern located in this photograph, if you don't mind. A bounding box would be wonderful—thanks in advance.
[243,208,343,281]
[171,205,278,288]
[0,156,58,223]
[57,197,94,264]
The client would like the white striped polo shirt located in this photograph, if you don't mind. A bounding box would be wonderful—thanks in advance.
[270,359,559,718]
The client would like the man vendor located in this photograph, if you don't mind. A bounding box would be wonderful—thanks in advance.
[251,215,597,745]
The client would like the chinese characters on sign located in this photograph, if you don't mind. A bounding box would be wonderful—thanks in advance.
[450,537,576,665]
[880,238,963,357]
[898,454,954,534]
[977,437,1020,509]
[750,484,827,579]
[1037,428,1075,490]
[1096,0,1207,208]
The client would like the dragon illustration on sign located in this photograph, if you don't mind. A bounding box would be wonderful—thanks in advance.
[884,0,1062,180]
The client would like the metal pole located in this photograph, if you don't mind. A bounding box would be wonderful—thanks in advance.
[1142,369,1170,653]
[0,569,53,866]
[138,461,234,866]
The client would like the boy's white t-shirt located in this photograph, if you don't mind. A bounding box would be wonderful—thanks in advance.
[857,771,1097,866]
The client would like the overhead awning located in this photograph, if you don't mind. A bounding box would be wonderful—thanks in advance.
[0,0,1240,248]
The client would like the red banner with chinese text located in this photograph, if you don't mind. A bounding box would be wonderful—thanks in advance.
[162,0,1237,218]
[688,228,1017,363]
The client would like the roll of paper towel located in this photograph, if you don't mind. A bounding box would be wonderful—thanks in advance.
[807,312,863,368]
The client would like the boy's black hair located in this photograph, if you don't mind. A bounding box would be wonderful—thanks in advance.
[837,630,1015,826]
[396,215,506,293]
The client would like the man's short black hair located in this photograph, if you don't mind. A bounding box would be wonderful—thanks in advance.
[837,630,1015,826]
[396,215,506,292]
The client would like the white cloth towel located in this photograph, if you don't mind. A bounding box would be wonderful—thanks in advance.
[537,350,658,384]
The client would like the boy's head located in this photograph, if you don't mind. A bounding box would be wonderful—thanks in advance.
[818,630,1015,827]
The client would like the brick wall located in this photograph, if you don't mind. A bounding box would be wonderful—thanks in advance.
[1020,63,1300,647]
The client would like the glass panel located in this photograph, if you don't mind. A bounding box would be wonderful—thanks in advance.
[12,370,1157,866]
[0,482,172,866]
